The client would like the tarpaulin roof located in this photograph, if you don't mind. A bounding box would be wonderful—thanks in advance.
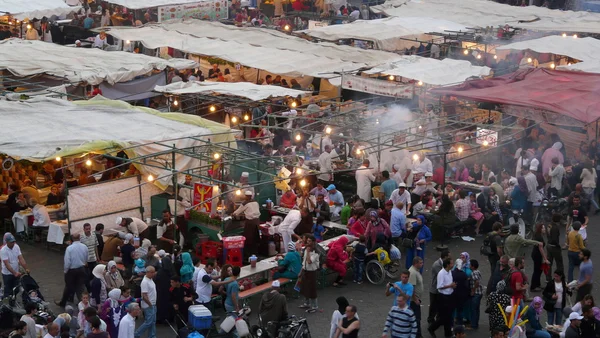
[363,56,491,86]
[0,96,235,162]
[431,68,600,125]
[102,20,402,78]
[372,0,600,34]
[0,39,197,85]
[99,0,206,9]
[0,0,79,20]
[298,17,467,51]
[155,81,307,101]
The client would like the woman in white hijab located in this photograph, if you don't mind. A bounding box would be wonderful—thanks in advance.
[101,288,124,338]
[541,142,565,175]
[104,260,124,292]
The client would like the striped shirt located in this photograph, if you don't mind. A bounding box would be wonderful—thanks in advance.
[382,305,417,338]
[80,233,98,263]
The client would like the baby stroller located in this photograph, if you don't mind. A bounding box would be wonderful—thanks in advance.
[7,273,54,325]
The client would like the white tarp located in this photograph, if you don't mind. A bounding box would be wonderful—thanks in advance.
[372,0,600,34]
[558,61,600,74]
[101,0,208,9]
[155,81,307,101]
[497,35,600,64]
[298,17,467,51]
[0,39,197,85]
[0,0,79,20]
[363,56,491,86]
[102,20,402,78]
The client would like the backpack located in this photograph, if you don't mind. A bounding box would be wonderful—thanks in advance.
[502,270,525,296]
[480,232,494,257]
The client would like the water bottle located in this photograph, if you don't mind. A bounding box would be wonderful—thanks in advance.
[249,255,257,268]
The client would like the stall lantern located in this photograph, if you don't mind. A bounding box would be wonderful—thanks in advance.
[223,235,246,267]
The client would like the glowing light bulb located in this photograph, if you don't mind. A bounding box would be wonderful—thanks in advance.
[284,24,290,31]
[562,33,567,37]
[463,49,469,55]
[417,80,423,86]
[457,146,464,153]
[573,34,578,38]
[173,99,178,106]
[375,119,379,125]
[550,63,556,69]
[147,174,154,182]
[55,157,61,162]
[291,101,297,108]
[236,189,241,196]
[476,54,482,59]
[388,75,395,81]
[568,62,572,66]
[299,179,306,187]
[243,114,250,121]
[85,159,92,166]
[213,153,221,160]
[413,154,419,161]
[231,116,238,123]
[26,24,32,30]
[296,168,303,175]
[295,134,302,141]
[527,58,532,63]
[126,40,130,44]
[209,105,216,112]
[483,140,489,146]
[356,149,361,155]
[325,127,332,134]
[493,55,497,60]
[418,125,423,129]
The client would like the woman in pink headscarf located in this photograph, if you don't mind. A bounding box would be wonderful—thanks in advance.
[327,236,350,287]
[541,142,564,175]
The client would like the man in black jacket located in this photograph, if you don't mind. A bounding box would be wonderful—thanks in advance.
[580,304,600,337]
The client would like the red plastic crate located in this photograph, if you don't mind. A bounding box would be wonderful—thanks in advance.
[222,236,246,249]
[225,248,243,267]
[200,241,222,264]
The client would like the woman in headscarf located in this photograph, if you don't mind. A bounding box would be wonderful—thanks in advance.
[326,236,350,287]
[90,264,107,308]
[364,210,391,250]
[524,297,551,338]
[179,252,195,284]
[329,296,360,338]
[155,249,175,323]
[541,142,564,175]
[487,280,512,332]
[100,289,124,338]
[104,261,125,292]
[452,258,470,326]
[404,215,432,273]
[274,241,302,280]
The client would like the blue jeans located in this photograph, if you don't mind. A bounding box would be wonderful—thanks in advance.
[568,251,580,282]
[547,309,563,325]
[470,294,482,329]
[2,274,17,299]
[353,259,364,282]
[530,330,551,338]
[135,306,156,338]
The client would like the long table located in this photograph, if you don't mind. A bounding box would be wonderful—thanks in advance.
[11,205,62,233]
[447,180,485,192]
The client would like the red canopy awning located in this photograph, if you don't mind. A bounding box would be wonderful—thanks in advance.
[431,68,600,125]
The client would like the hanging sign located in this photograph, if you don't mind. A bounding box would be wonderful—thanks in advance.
[476,128,498,147]
[341,74,413,99]
[193,183,214,213]
[158,0,228,22]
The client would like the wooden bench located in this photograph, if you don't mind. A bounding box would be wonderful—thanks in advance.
[238,278,290,306]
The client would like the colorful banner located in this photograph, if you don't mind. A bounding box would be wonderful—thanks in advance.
[341,74,413,99]
[476,128,498,147]
[158,0,228,22]
[193,183,214,213]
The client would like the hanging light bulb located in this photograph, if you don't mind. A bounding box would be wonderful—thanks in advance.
[325,127,332,134]
[147,174,154,182]
[295,134,302,141]
[173,99,178,106]
[243,114,250,121]
[463,49,469,55]
[55,157,61,162]
[126,40,130,44]
[291,101,297,108]
[231,116,238,123]
[457,146,464,153]
[388,75,395,81]
[550,63,556,69]
[417,80,423,86]
[26,24,32,30]
[476,54,482,59]
[493,55,497,60]
[568,62,572,66]
[573,34,578,38]
[299,179,306,187]
[483,140,489,146]
[284,24,290,31]
[235,189,242,196]
[356,149,362,155]
[375,119,379,125]
[562,33,567,37]
[85,159,92,167]
[209,105,216,112]
[296,168,303,175]
[213,153,221,160]
[418,125,423,129]
[527,58,532,63]
[413,154,419,161]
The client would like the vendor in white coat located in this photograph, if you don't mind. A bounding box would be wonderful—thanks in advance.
[179,175,194,209]
[412,152,433,183]
[355,159,376,202]
[268,208,312,252]
[396,150,413,187]
[115,216,149,239]
[318,145,334,185]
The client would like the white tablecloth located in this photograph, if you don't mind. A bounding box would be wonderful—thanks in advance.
[47,222,69,244]
[12,207,61,234]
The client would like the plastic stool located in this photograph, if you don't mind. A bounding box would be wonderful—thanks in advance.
[224,248,243,267]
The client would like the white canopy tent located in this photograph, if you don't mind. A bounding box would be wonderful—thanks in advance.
[0,0,79,20]
[0,39,197,85]
[102,20,402,78]
[363,56,491,86]
[155,81,307,101]
[497,35,600,62]
[372,0,600,34]
[298,17,468,51]
[98,0,207,9]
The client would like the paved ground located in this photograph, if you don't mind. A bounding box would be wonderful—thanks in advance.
[20,213,600,337]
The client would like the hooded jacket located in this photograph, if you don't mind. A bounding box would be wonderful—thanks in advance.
[259,290,288,326]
